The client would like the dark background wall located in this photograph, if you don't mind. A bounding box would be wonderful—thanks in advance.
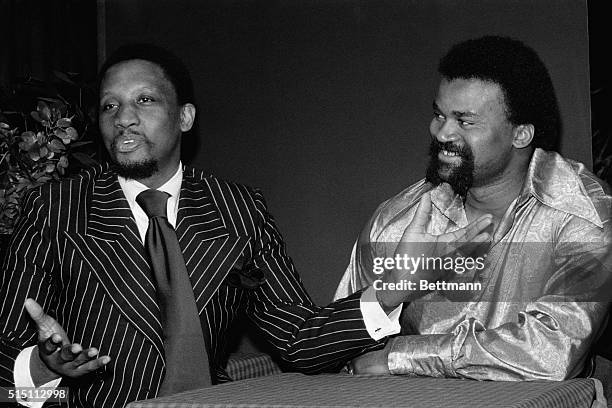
[100,0,591,311]
[0,0,97,87]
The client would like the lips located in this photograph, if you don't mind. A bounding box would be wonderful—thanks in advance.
[113,133,145,153]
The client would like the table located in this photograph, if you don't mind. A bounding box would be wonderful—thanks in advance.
[126,373,603,408]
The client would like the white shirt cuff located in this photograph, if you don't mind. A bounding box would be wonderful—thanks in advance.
[360,286,402,341]
[14,346,62,407]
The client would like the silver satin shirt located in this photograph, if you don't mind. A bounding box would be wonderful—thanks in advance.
[335,149,612,380]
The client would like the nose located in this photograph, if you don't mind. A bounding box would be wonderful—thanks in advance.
[114,104,139,128]
[431,118,459,143]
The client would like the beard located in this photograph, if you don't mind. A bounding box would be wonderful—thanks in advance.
[108,134,160,180]
[111,159,159,180]
[425,140,474,197]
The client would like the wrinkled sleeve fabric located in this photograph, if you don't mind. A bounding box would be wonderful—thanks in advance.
[387,215,612,381]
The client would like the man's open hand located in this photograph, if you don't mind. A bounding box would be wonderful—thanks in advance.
[24,298,111,386]
[376,194,492,311]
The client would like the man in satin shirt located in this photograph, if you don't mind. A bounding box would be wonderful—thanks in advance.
[334,35,612,380]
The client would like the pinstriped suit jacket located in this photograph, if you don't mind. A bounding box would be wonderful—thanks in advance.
[0,164,378,407]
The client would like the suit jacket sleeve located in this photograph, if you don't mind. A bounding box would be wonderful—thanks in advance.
[0,188,56,386]
[244,189,383,373]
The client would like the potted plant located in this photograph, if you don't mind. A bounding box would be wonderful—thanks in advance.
[0,72,99,260]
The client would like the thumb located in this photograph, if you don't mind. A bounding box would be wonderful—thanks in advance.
[24,298,58,335]
[407,194,432,233]
[24,298,47,326]
[24,298,69,344]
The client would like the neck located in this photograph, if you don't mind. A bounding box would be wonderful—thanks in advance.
[137,173,174,189]
[465,158,529,220]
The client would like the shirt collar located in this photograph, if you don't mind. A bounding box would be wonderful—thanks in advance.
[520,148,603,227]
[428,148,603,228]
[118,163,183,212]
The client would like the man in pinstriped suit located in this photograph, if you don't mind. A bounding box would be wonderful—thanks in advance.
[0,44,489,407]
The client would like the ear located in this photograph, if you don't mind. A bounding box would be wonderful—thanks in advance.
[179,103,196,132]
[512,124,534,149]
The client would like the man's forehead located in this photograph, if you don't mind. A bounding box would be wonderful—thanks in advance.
[100,59,175,94]
[109,59,170,80]
[435,78,505,115]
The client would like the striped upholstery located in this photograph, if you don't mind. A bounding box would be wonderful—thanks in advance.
[0,164,381,407]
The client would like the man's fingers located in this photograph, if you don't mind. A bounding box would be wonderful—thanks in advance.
[25,298,70,345]
[442,214,493,243]
[24,298,47,326]
[37,343,111,378]
[459,214,492,241]
[74,356,112,373]
[71,348,99,367]
[59,343,82,362]
[39,334,63,355]
[454,234,490,258]
[407,194,432,233]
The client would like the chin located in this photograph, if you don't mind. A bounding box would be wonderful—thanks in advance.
[112,159,159,180]
[436,167,454,180]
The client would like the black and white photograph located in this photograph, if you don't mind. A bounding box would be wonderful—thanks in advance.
[0,1,610,407]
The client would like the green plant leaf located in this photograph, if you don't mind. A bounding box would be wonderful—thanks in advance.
[48,138,66,152]
[57,155,68,168]
[37,97,63,104]
[39,146,49,158]
[53,70,77,85]
[57,118,72,128]
[20,131,36,142]
[30,111,43,123]
[28,150,41,161]
[37,101,51,121]
[66,127,78,140]
[70,141,93,148]
[35,132,47,144]
[54,128,68,139]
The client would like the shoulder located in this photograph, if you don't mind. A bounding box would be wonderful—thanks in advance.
[181,167,272,235]
[22,163,110,205]
[567,158,611,224]
[182,166,263,207]
[528,149,611,230]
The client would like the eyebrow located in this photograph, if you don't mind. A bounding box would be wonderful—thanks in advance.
[100,86,160,97]
[432,102,479,118]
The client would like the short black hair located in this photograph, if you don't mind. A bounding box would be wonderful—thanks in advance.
[438,35,561,151]
[98,43,194,105]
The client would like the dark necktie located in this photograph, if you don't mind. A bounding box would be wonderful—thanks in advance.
[136,189,212,395]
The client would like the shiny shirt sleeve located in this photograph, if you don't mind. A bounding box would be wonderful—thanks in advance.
[387,216,612,381]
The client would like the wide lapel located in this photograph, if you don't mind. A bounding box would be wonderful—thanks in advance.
[63,169,164,357]
[176,169,250,314]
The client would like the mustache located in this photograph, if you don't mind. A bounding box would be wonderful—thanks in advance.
[115,128,144,138]
[429,141,470,157]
